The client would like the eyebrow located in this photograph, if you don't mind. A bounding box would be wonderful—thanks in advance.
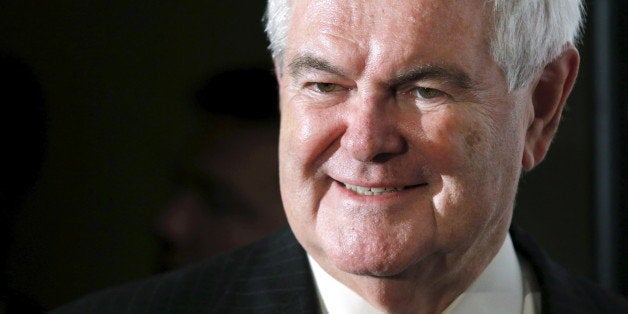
[287,55,345,78]
[390,65,476,90]
[287,54,476,91]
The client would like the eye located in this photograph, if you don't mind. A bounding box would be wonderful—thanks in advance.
[313,82,341,93]
[414,87,444,99]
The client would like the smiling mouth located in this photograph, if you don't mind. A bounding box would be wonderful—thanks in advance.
[342,182,426,196]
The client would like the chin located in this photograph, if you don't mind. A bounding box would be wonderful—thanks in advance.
[335,258,413,278]
[310,213,437,277]
[321,236,429,278]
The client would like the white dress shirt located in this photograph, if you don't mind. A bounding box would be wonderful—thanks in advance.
[308,234,541,314]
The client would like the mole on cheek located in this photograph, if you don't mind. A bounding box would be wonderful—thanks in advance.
[435,113,481,149]
[464,129,482,148]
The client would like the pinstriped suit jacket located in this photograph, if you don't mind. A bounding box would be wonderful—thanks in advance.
[51,228,319,313]
[52,226,627,313]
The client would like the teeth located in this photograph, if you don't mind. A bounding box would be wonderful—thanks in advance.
[344,183,405,196]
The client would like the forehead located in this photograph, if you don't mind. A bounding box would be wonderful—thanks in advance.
[298,1,482,36]
[285,0,493,79]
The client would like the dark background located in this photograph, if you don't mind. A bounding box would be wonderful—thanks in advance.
[0,0,625,310]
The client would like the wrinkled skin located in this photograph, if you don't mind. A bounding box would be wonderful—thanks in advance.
[276,0,579,312]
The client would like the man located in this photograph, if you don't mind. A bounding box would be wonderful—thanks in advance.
[53,0,628,313]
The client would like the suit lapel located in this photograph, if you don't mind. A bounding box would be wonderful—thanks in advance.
[510,226,601,314]
[221,227,320,313]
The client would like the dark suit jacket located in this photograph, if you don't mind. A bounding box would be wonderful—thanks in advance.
[52,226,628,313]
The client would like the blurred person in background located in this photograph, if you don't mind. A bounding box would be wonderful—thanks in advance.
[154,69,286,270]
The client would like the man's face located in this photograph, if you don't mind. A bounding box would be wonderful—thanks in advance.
[277,0,534,277]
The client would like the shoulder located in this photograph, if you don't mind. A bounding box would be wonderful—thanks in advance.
[510,226,628,314]
[51,227,317,314]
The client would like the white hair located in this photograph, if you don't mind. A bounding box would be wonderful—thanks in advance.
[490,0,584,90]
[263,0,584,91]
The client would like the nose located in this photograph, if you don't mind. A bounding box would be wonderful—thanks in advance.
[340,95,407,163]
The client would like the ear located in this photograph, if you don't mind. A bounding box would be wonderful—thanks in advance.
[522,44,580,171]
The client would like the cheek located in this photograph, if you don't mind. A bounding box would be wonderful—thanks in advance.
[419,102,524,176]
[420,109,493,174]
[278,96,345,220]
[420,105,525,234]
[279,98,344,174]
[419,107,511,216]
